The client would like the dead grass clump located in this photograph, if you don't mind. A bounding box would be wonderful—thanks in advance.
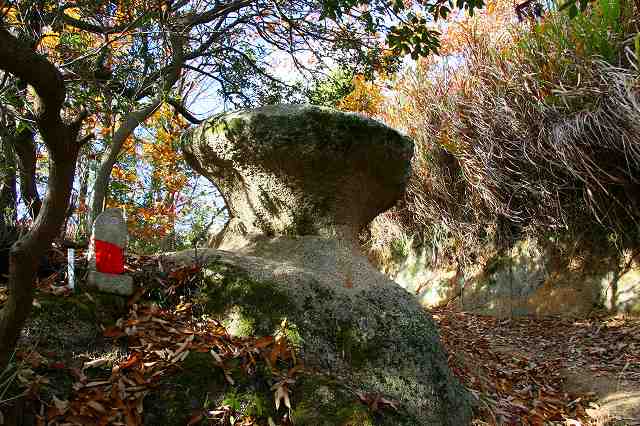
[379,0,640,263]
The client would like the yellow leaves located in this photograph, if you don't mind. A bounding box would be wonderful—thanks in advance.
[0,2,20,25]
[438,125,463,155]
[111,166,137,182]
[337,74,384,117]
[114,0,152,25]
[64,7,82,20]
[115,0,135,24]
[39,26,61,50]
[150,104,176,122]
[486,0,498,15]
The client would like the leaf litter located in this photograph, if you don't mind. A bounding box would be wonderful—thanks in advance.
[432,306,640,425]
[5,250,635,425]
[10,254,398,426]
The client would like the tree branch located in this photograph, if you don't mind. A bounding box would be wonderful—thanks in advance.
[167,98,202,124]
[0,28,64,124]
[59,10,150,35]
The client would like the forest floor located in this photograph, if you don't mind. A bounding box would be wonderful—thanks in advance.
[1,251,639,425]
[433,307,640,425]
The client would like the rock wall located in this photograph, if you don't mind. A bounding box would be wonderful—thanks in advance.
[373,237,640,317]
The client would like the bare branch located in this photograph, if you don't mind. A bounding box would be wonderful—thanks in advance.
[167,98,202,124]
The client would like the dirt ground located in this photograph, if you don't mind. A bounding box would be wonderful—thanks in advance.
[433,307,640,425]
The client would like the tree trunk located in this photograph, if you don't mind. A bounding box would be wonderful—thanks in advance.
[90,99,162,224]
[0,27,87,371]
[11,128,42,220]
[0,144,79,369]
[0,134,17,226]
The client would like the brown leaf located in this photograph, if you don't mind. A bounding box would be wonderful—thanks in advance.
[87,400,107,414]
[187,413,204,425]
[120,353,140,370]
[103,326,125,338]
[254,336,274,349]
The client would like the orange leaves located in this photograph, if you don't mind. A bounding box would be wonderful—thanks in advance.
[127,203,178,241]
[120,352,141,370]
[337,74,384,116]
[111,166,137,183]
[112,102,192,246]
[123,135,137,155]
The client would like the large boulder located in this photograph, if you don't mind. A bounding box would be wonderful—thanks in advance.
[164,245,471,425]
[181,104,413,248]
[178,105,472,425]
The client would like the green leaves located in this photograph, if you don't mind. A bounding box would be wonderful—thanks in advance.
[560,0,594,17]
[388,17,441,58]
[320,0,486,60]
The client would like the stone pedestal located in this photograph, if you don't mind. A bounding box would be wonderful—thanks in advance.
[87,271,134,296]
[179,105,473,425]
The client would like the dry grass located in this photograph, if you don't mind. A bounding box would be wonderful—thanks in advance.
[376,0,640,264]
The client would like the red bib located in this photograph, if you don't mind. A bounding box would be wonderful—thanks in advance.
[95,239,125,274]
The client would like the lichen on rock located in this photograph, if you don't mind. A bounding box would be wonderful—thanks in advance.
[181,104,413,248]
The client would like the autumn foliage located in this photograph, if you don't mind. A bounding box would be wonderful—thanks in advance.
[106,105,194,249]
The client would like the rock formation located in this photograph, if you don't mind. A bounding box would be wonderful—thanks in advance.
[177,104,471,425]
[181,104,413,249]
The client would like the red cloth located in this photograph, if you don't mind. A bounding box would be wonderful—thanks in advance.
[95,239,125,274]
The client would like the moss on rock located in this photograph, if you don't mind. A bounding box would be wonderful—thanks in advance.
[143,351,280,426]
[201,264,298,337]
[181,104,414,249]
[25,289,128,352]
[143,351,225,426]
[162,249,472,425]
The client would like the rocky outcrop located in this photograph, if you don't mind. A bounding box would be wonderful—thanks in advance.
[178,104,472,425]
[370,231,640,317]
[181,104,413,249]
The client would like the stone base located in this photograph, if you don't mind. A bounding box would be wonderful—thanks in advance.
[87,271,134,296]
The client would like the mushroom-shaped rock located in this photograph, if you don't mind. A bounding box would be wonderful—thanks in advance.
[175,105,472,425]
[181,104,413,248]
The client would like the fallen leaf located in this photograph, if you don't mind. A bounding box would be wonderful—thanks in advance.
[121,353,140,370]
[52,396,69,416]
[87,400,107,414]
[84,358,109,370]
